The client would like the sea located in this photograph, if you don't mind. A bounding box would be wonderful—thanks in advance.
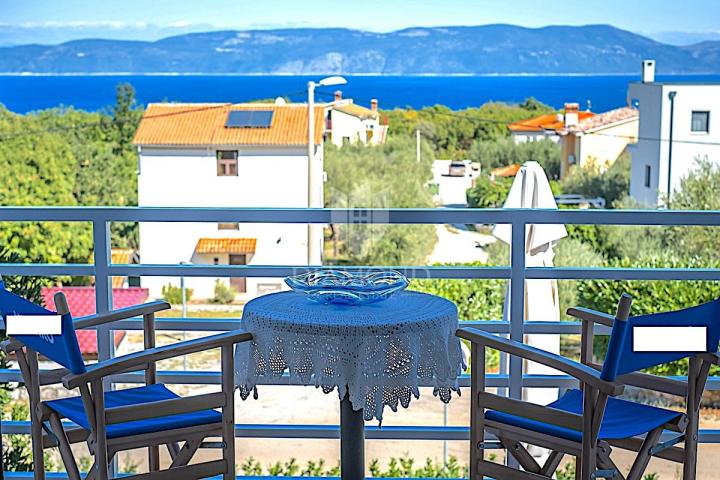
[2,74,720,114]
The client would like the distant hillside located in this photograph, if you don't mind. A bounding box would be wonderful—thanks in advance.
[682,40,720,66]
[0,24,717,74]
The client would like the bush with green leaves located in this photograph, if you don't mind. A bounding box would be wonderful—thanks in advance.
[161,283,193,304]
[212,280,236,304]
[466,176,513,209]
[560,152,630,208]
[240,455,466,478]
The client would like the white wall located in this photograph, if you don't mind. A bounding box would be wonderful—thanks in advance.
[510,131,560,144]
[137,145,323,300]
[329,109,381,146]
[630,82,720,206]
[577,119,638,170]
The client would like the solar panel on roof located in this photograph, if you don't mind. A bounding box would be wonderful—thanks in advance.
[225,110,274,128]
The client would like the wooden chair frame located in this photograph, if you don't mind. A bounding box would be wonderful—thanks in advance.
[458,294,714,480]
[1,293,252,480]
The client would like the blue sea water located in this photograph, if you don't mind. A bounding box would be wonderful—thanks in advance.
[2,74,720,114]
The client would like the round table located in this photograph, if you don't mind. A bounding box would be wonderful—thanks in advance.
[235,290,464,480]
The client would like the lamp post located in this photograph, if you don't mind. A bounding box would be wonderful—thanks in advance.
[307,76,347,265]
[667,91,677,204]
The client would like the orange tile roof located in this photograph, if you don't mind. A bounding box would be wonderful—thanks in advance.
[508,111,595,132]
[133,103,326,147]
[491,164,521,177]
[334,103,378,119]
[563,107,638,133]
[196,238,257,254]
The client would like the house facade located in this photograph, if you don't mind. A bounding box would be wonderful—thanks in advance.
[133,102,325,300]
[629,60,720,206]
[509,104,638,179]
[325,91,388,146]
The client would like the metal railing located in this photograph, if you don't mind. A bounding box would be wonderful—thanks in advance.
[2,206,720,473]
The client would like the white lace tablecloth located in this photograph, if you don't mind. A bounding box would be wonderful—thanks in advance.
[235,290,464,422]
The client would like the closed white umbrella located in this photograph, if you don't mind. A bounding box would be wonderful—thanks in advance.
[492,161,567,408]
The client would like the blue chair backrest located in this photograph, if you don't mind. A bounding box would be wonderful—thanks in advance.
[0,281,86,374]
[601,298,720,381]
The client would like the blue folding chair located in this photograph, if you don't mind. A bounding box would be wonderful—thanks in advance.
[0,280,252,480]
[458,294,720,480]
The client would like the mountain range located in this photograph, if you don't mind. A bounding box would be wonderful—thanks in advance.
[1,24,718,75]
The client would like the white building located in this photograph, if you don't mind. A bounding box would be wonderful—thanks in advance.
[325,91,388,147]
[509,103,638,179]
[133,102,325,300]
[629,60,720,206]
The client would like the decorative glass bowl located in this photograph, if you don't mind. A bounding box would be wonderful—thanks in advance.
[284,270,409,305]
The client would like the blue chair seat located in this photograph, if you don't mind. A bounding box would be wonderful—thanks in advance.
[46,384,222,439]
[485,389,682,443]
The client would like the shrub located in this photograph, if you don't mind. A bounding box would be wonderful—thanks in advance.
[212,280,235,304]
[240,455,467,478]
[560,152,630,207]
[466,176,513,209]
[161,283,193,304]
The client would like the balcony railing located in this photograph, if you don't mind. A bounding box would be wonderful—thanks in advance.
[1,206,720,477]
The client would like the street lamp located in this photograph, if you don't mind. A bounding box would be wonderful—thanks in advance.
[307,76,347,265]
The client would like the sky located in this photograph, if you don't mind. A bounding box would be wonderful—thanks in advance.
[1,0,719,44]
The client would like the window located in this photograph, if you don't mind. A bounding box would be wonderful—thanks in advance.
[691,111,710,133]
[218,222,239,230]
[644,165,651,188]
[217,151,238,176]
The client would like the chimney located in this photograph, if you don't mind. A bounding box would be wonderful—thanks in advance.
[334,90,343,102]
[371,99,378,112]
[642,59,655,83]
[564,103,579,127]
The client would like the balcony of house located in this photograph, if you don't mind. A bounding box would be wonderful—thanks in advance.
[1,206,720,480]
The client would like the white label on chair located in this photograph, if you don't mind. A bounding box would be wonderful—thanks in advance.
[6,315,62,335]
[633,326,707,352]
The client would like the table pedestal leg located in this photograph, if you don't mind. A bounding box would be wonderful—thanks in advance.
[340,393,365,480]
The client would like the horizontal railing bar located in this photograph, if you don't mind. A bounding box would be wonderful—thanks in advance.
[2,206,720,226]
[71,318,610,335]
[527,267,720,281]
[0,263,94,276]
[3,369,717,390]
[6,262,720,282]
[3,420,720,443]
[109,264,512,279]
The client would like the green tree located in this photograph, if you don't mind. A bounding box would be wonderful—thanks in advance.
[324,137,437,265]
[665,158,720,261]
[469,137,561,179]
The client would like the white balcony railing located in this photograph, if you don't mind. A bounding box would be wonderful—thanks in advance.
[1,206,720,477]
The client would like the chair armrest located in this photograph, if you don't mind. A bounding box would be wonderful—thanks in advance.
[457,327,624,396]
[63,329,252,389]
[696,352,720,365]
[73,301,171,329]
[566,307,615,327]
[0,338,23,354]
[588,362,688,397]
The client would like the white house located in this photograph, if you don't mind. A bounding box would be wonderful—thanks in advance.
[629,60,720,206]
[133,102,325,300]
[325,91,388,146]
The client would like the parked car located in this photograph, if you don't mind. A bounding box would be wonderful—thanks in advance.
[448,161,467,177]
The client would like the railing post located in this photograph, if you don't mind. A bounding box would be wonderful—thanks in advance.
[92,219,116,476]
[508,219,525,401]
[92,219,114,360]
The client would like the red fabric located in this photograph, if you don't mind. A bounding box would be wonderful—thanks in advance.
[41,287,149,356]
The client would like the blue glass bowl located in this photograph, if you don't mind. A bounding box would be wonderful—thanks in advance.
[284,270,409,305]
